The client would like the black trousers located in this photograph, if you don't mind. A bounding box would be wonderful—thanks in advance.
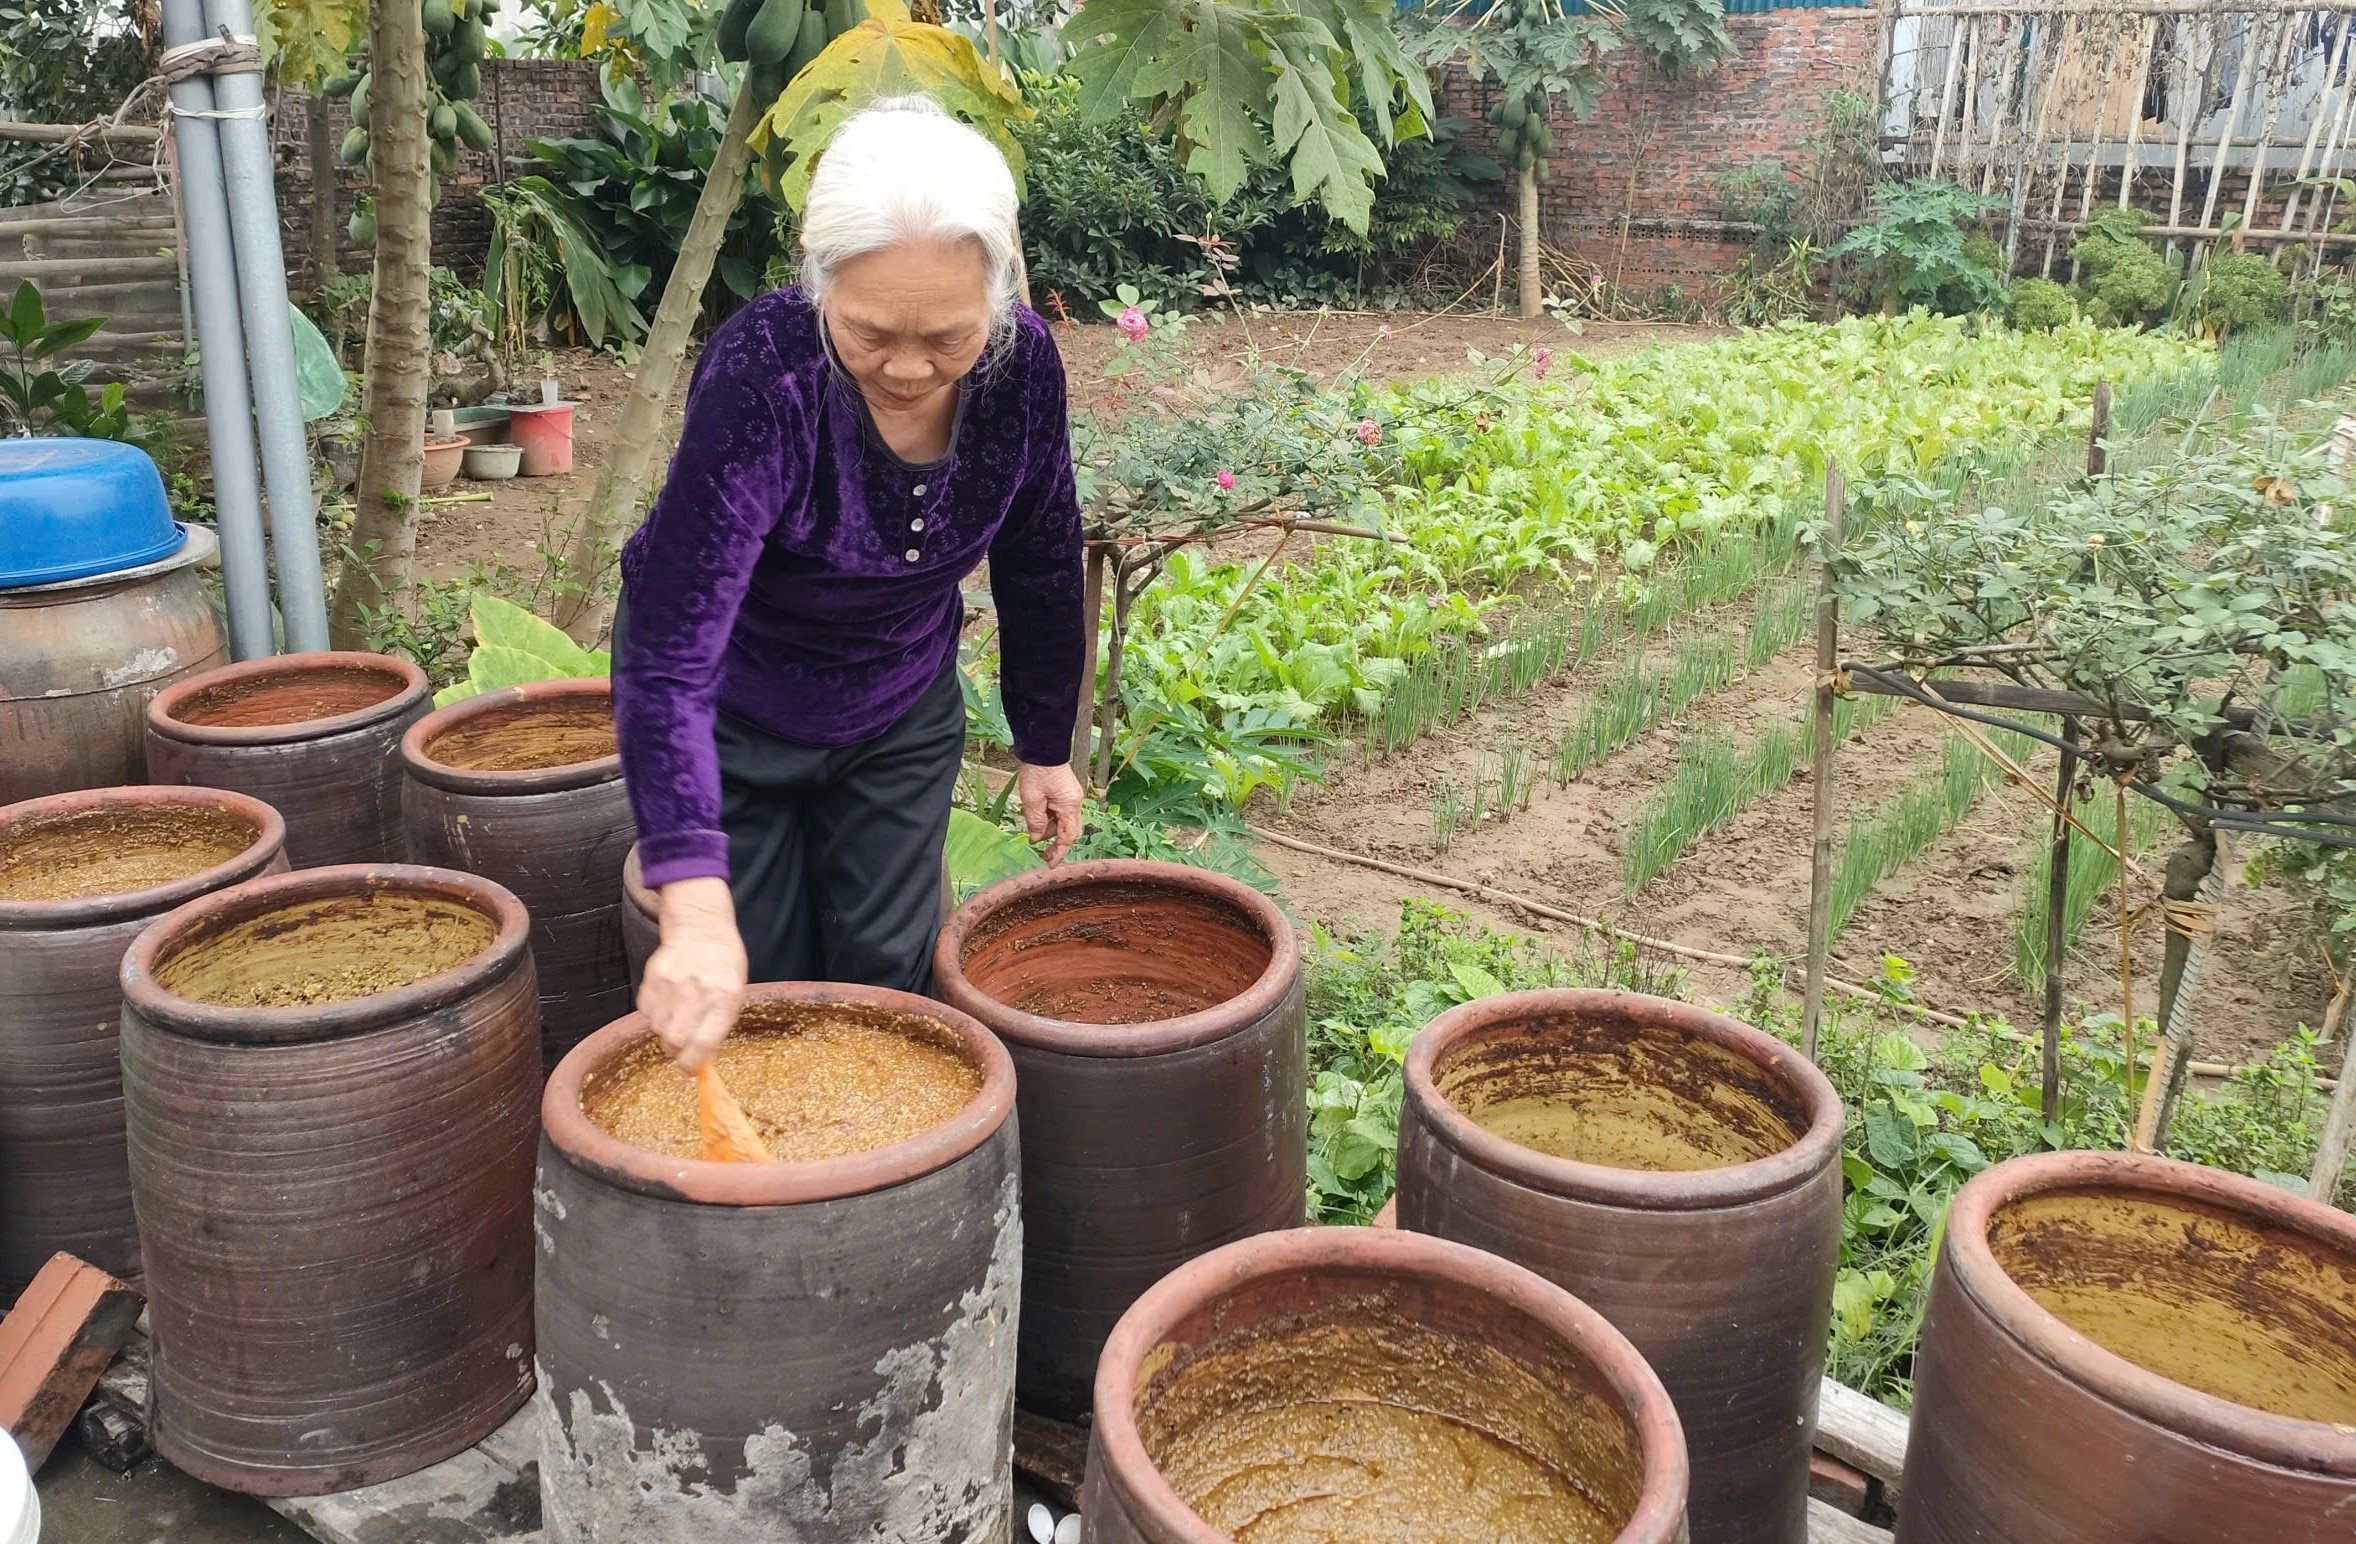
[616,602,964,995]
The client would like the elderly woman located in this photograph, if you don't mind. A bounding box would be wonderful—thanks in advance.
[614,96,1086,1068]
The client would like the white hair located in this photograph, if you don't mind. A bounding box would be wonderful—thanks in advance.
[800,95,1022,351]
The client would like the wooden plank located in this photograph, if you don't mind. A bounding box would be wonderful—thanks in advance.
[1014,1407,1089,1509]
[264,1445,542,1544]
[1816,1376,1910,1494]
[474,1400,541,1476]
[1810,1496,1897,1543]
[0,254,177,281]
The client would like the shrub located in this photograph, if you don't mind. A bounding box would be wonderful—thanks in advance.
[1832,179,2008,316]
[2072,207,2173,328]
[2186,249,2289,337]
[2009,277,2077,331]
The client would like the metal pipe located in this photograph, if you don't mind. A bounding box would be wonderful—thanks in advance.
[201,0,330,653]
[157,0,274,659]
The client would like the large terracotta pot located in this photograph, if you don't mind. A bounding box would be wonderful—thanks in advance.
[619,841,656,989]
[119,864,541,1494]
[1396,989,1843,1544]
[0,526,225,806]
[933,860,1306,1421]
[1898,1150,2356,1543]
[145,651,430,869]
[401,679,634,1068]
[1083,1226,1691,1543]
[535,983,1021,1543]
[0,786,286,1296]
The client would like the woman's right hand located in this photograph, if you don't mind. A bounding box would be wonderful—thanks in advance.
[639,876,747,1070]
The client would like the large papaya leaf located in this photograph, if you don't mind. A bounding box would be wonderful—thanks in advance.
[944,807,1041,898]
[752,0,1032,212]
[259,0,364,91]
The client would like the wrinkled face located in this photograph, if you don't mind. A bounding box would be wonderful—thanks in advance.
[817,236,995,412]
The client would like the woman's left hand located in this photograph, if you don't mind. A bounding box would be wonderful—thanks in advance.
[1015,761,1085,864]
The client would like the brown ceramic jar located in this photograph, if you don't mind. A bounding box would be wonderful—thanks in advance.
[619,841,657,989]
[144,650,430,869]
[1898,1150,2356,1543]
[119,864,541,1494]
[933,859,1307,1421]
[400,679,634,1068]
[0,785,286,1296]
[1083,1226,1692,1543]
[1396,989,1844,1544]
[535,983,1021,1543]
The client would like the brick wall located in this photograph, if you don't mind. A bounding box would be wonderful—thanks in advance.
[1442,6,1881,298]
[270,57,608,288]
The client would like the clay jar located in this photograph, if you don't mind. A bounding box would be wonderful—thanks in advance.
[1898,1150,2356,1543]
[145,651,430,869]
[401,679,634,1068]
[118,864,540,1494]
[535,984,1021,1543]
[1083,1226,1691,1544]
[0,786,286,1297]
[1395,989,1843,1544]
[933,859,1307,1421]
[619,842,657,988]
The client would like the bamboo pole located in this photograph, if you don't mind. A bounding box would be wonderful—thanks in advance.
[1930,14,1971,178]
[2016,15,2075,268]
[2119,17,2162,208]
[2118,781,2146,1150]
[1955,18,1988,184]
[2167,16,2213,263]
[2071,25,2122,257]
[2044,22,2091,275]
[1803,466,1846,1065]
[1979,15,2030,199]
[2299,29,2356,267]
[2194,15,2268,266]
[2306,973,2354,1200]
[1905,0,2356,15]
[2043,724,2080,1124]
[2028,215,2356,241]
[2238,12,2302,230]
[2279,12,2352,229]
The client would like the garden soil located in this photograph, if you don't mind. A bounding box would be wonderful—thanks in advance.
[1262,586,2339,1079]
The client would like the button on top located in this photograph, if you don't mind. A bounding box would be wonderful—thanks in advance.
[904,548,921,563]
[911,482,928,497]
[910,517,925,532]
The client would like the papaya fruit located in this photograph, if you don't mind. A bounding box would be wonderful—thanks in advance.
[745,0,802,68]
[431,136,457,173]
[1502,95,1527,131]
[449,59,480,98]
[323,70,359,99]
[746,58,787,111]
[786,5,828,76]
[718,0,763,60]
[453,101,493,153]
[349,71,371,123]
[421,0,455,39]
[430,103,458,140]
[349,205,376,245]
[824,0,861,37]
[451,16,486,62]
[340,126,370,165]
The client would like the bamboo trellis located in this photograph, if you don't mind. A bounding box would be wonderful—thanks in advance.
[1884,1,2356,275]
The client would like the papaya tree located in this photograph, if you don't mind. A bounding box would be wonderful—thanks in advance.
[551,0,1027,637]
[1399,0,1735,317]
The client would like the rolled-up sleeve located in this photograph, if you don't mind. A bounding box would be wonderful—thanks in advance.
[614,314,806,889]
[987,333,1086,767]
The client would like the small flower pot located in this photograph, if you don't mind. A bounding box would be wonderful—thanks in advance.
[420,435,470,492]
[462,442,523,481]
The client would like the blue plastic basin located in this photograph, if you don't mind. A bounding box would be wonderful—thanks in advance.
[0,438,184,588]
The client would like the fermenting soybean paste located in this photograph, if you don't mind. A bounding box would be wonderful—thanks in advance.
[0,805,257,903]
[584,1006,982,1161]
[426,701,616,771]
[1140,1314,1628,1544]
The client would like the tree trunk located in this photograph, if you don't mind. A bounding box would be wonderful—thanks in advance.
[1071,541,1105,784]
[2306,978,2354,1202]
[2133,829,2219,1149]
[1517,164,1543,319]
[554,85,765,643]
[306,92,338,294]
[328,0,433,649]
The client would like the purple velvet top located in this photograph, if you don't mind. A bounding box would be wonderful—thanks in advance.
[614,287,1084,891]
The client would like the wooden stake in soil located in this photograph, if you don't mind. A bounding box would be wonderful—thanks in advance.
[1802,465,1845,1064]
[2307,969,2355,1201]
[2117,779,2144,1149]
[2041,722,2078,1124]
[1072,542,1107,786]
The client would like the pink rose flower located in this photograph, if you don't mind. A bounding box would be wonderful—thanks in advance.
[1356,418,1382,447]
[1378,323,1393,340]
[1533,347,1553,379]
[1116,306,1149,342]
[1216,469,1236,490]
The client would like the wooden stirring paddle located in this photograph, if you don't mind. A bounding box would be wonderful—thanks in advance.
[696,1063,771,1163]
